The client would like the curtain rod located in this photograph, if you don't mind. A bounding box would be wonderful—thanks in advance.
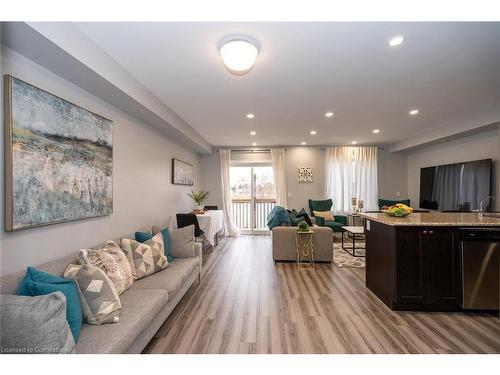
[216,148,286,153]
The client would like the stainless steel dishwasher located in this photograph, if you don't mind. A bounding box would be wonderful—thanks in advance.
[461,228,499,310]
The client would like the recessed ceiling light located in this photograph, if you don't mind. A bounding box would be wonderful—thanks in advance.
[220,39,258,75]
[409,109,419,116]
[373,129,380,134]
[388,35,405,47]
[351,141,358,145]
[310,130,317,135]
[301,142,307,145]
[250,131,256,136]
[252,142,257,146]
[246,113,254,119]
[325,112,334,118]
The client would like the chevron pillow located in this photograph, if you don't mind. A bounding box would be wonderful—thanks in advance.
[121,233,169,280]
[64,264,121,325]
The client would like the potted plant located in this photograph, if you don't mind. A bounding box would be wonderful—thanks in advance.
[188,190,209,212]
[297,220,310,232]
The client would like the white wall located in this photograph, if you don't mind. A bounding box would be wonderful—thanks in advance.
[0,47,200,275]
[198,146,408,213]
[406,127,500,211]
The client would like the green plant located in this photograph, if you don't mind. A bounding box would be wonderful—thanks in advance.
[187,190,209,205]
[297,220,309,232]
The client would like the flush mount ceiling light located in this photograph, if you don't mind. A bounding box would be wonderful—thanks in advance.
[388,35,405,47]
[301,142,307,145]
[409,109,419,116]
[373,129,380,134]
[310,130,317,135]
[351,141,358,145]
[220,39,259,75]
[246,113,255,119]
[250,131,256,136]
[325,112,334,118]
[252,142,257,146]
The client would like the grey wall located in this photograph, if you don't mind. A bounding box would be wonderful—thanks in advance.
[406,127,500,211]
[198,146,408,213]
[0,47,200,275]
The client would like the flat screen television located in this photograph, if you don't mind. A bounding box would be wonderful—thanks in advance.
[419,159,492,211]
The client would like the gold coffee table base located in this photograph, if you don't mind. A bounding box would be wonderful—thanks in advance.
[295,230,315,269]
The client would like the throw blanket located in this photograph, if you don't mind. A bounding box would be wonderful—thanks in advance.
[266,206,292,229]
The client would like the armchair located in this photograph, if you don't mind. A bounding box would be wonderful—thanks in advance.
[308,199,347,233]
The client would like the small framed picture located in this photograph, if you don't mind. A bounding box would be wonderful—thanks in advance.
[297,167,313,183]
[172,158,194,186]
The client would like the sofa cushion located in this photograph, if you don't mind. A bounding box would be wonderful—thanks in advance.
[75,289,168,354]
[170,225,196,258]
[121,233,168,280]
[313,210,335,221]
[0,292,75,354]
[128,257,199,299]
[63,264,122,325]
[324,221,344,232]
[79,241,134,295]
[152,226,174,262]
[16,267,82,341]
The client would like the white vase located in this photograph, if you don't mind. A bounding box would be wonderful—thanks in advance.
[195,205,204,211]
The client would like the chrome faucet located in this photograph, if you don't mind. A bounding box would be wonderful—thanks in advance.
[478,195,495,217]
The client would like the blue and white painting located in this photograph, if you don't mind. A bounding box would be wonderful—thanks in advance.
[7,77,113,230]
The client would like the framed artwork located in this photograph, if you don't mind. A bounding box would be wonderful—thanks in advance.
[172,158,194,186]
[4,75,113,231]
[298,167,313,183]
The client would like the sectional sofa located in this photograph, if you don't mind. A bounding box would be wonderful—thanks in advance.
[0,225,202,354]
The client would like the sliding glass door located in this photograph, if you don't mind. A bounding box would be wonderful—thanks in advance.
[230,165,276,232]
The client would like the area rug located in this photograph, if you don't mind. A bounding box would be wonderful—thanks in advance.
[332,237,365,268]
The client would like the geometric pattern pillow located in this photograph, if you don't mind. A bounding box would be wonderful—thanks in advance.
[63,264,122,325]
[78,241,134,295]
[121,233,168,280]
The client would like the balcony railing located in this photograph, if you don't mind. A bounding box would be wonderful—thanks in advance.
[231,198,277,230]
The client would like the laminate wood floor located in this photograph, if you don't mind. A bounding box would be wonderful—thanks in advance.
[144,235,499,354]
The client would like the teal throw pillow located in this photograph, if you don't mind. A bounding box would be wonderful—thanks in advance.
[16,267,82,341]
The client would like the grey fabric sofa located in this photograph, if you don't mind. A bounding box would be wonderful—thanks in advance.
[272,225,333,262]
[0,227,202,354]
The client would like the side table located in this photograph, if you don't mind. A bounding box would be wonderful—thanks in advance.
[295,230,315,269]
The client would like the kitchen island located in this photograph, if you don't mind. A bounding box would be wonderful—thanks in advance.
[360,212,500,311]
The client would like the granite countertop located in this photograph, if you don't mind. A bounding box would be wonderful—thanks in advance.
[359,212,500,227]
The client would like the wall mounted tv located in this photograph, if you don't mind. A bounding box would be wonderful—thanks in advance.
[419,159,492,211]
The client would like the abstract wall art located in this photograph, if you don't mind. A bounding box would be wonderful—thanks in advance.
[4,75,113,231]
[171,158,194,186]
[297,167,313,183]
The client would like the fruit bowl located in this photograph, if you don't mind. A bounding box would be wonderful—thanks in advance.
[381,203,414,217]
[381,209,412,217]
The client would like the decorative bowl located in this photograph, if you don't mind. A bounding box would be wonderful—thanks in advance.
[381,209,412,217]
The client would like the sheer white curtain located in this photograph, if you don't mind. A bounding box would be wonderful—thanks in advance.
[219,149,239,236]
[325,146,378,213]
[270,148,288,207]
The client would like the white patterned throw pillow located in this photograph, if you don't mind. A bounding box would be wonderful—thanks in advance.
[121,233,169,280]
[64,264,121,324]
[78,241,134,295]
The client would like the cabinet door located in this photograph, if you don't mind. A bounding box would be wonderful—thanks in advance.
[426,227,460,305]
[395,227,426,304]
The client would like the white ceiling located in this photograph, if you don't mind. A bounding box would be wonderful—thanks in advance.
[75,22,500,148]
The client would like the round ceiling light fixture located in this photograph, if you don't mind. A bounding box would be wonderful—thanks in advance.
[246,113,255,119]
[388,35,405,47]
[325,111,334,118]
[409,109,419,116]
[220,39,259,75]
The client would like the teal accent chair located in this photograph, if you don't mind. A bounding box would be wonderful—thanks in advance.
[378,198,411,209]
[308,199,347,233]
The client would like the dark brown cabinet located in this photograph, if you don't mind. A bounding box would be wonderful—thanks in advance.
[366,220,460,311]
[395,227,460,308]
